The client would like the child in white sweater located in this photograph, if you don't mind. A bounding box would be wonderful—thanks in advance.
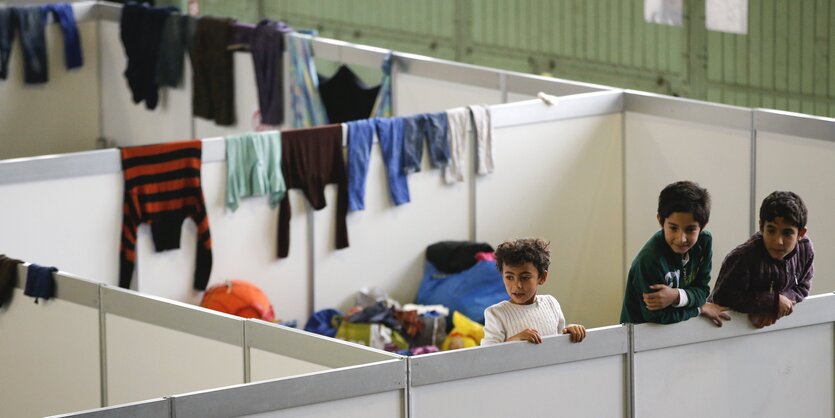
[481,238,586,345]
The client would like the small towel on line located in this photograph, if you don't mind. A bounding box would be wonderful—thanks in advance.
[25,263,57,303]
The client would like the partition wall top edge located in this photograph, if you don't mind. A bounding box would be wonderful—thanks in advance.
[624,90,753,131]
[169,358,406,418]
[633,293,835,353]
[408,325,628,387]
[754,109,835,143]
[10,264,100,309]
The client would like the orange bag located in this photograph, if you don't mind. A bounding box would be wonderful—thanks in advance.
[200,280,275,322]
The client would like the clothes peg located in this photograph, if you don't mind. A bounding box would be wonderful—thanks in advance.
[537,92,559,106]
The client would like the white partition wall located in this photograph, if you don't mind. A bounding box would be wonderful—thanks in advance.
[409,326,628,418]
[245,320,399,382]
[0,268,101,418]
[0,2,617,325]
[0,17,101,159]
[312,141,472,311]
[101,286,245,406]
[393,72,503,115]
[624,91,753,281]
[312,49,500,312]
[476,91,624,328]
[133,147,312,321]
[632,293,835,418]
[170,359,406,418]
[0,163,123,286]
[755,110,835,295]
[49,399,171,418]
[0,265,404,418]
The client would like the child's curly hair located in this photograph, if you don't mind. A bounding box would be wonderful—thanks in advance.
[495,238,551,276]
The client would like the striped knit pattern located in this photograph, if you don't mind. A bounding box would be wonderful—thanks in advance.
[481,294,566,345]
[119,141,212,290]
[710,232,814,314]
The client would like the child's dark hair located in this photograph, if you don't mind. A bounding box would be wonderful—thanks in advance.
[759,191,808,229]
[495,238,551,276]
[657,181,711,228]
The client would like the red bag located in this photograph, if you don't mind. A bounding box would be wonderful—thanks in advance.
[200,280,275,322]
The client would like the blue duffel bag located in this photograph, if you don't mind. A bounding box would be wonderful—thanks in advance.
[415,259,508,325]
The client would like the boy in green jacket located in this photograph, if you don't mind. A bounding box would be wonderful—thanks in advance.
[620,181,730,326]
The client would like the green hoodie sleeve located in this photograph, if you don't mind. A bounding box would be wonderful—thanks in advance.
[682,231,712,309]
[629,254,699,324]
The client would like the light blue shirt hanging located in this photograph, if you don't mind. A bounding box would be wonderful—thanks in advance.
[225,131,286,211]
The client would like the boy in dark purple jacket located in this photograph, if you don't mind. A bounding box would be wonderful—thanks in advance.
[710,191,814,328]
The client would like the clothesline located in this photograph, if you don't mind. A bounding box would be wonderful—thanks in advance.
[0,89,613,189]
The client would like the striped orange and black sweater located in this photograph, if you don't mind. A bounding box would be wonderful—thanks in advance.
[120,141,213,290]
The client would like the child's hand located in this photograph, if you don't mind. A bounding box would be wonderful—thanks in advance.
[642,284,680,310]
[562,324,586,342]
[749,313,777,328]
[776,294,794,318]
[699,302,731,327]
[508,328,542,344]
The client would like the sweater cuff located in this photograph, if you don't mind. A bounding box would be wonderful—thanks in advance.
[675,288,689,308]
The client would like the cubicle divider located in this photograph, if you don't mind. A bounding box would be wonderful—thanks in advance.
[754,109,835,294]
[50,399,172,418]
[55,359,407,418]
[1,2,834,418]
[130,137,313,321]
[622,91,835,296]
[0,2,102,160]
[100,285,246,406]
[476,90,624,327]
[405,291,835,418]
[244,319,399,381]
[623,90,754,283]
[169,359,406,418]
[1,263,403,418]
[0,0,616,323]
[408,325,629,418]
[43,291,835,418]
[632,293,835,418]
[0,266,101,418]
[1,0,611,159]
[93,0,606,147]
[4,90,834,329]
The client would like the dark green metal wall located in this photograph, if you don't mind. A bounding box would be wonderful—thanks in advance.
[198,0,835,118]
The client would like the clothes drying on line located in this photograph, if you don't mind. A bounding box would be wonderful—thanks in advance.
[318,65,381,124]
[119,140,213,291]
[120,2,178,109]
[155,11,194,88]
[191,15,236,125]
[225,130,286,211]
[229,19,294,126]
[277,124,349,258]
[0,254,23,308]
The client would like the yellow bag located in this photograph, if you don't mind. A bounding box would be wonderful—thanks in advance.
[441,311,484,350]
[335,321,409,351]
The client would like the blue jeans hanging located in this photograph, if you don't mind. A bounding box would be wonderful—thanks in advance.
[401,112,450,174]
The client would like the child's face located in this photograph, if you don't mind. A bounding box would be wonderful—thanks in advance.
[502,261,546,305]
[658,212,702,255]
[761,216,807,260]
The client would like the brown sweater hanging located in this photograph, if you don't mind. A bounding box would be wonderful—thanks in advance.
[277,124,349,258]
